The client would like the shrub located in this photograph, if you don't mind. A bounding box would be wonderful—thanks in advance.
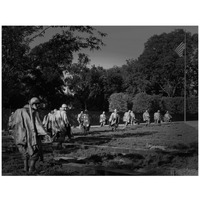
[150,95,162,113]
[108,93,129,112]
[132,94,198,116]
[160,97,184,114]
[187,97,198,114]
[160,97,198,115]
[132,93,154,113]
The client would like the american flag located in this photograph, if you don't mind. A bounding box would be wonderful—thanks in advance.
[175,42,185,57]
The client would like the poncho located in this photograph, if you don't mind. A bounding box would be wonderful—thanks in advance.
[10,104,48,156]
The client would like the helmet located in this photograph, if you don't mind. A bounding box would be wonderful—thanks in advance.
[29,97,40,105]
[61,104,67,108]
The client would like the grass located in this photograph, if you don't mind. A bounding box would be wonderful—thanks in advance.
[2,122,198,175]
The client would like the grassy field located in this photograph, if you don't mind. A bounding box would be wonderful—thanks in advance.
[2,122,198,176]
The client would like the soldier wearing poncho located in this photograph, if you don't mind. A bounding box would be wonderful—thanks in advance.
[164,111,172,122]
[55,104,72,143]
[123,110,131,128]
[77,111,84,128]
[130,111,136,125]
[82,110,91,133]
[99,111,106,127]
[143,110,150,126]
[43,110,54,134]
[109,109,120,131]
[154,110,161,124]
[9,97,50,173]
[43,109,60,138]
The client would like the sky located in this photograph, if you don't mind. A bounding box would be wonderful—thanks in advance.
[30,26,198,69]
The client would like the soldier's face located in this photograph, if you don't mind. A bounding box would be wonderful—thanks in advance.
[32,103,40,110]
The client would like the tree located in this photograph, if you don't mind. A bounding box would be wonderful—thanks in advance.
[63,53,91,110]
[63,56,108,110]
[28,27,106,109]
[120,59,152,95]
[137,29,198,97]
[87,65,108,110]
[2,26,107,109]
[103,66,124,99]
[2,26,44,107]
[186,33,198,96]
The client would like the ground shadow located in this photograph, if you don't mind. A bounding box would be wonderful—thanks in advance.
[69,130,157,146]
[72,128,114,136]
[110,131,157,138]
[69,136,112,145]
[72,124,148,136]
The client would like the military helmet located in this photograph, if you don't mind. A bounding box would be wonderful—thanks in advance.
[29,97,40,105]
[61,104,67,108]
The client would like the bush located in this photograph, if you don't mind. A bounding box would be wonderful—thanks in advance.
[108,93,129,112]
[132,94,198,117]
[160,97,198,115]
[161,97,177,114]
[187,97,198,114]
[160,97,184,114]
[150,95,162,113]
[132,93,154,113]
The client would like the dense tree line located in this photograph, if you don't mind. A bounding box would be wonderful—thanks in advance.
[2,27,198,111]
[2,26,107,109]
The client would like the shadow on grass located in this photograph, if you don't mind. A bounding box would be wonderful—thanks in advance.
[70,131,157,146]
[70,136,112,146]
[110,131,157,138]
[72,128,115,136]
[72,124,146,136]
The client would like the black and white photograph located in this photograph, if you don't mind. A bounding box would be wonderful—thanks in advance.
[1,25,198,176]
[0,1,199,200]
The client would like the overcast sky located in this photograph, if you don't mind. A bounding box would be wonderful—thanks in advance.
[30,26,198,69]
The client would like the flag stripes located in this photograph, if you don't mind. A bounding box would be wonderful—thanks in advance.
[175,42,185,57]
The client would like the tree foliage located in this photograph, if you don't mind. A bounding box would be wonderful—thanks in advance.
[2,26,43,107]
[120,59,152,95]
[137,29,198,97]
[2,26,107,109]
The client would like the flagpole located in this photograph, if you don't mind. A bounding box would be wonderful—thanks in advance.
[184,31,187,122]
